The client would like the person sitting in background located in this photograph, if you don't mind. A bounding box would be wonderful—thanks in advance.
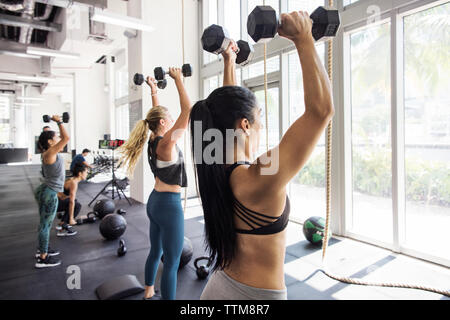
[56,163,88,236]
[70,149,92,172]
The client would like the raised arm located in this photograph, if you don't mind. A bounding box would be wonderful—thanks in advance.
[250,11,334,195]
[43,115,70,165]
[146,76,159,107]
[222,41,238,86]
[158,68,192,155]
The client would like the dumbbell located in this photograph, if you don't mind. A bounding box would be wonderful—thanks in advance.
[43,112,70,123]
[133,64,192,90]
[247,6,340,43]
[201,24,254,66]
[133,73,167,89]
[153,64,193,89]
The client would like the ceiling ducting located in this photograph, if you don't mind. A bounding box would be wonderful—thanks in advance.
[0,0,60,44]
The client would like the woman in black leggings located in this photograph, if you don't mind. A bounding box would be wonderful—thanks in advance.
[56,163,87,236]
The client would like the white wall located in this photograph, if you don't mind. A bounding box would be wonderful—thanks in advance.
[73,64,110,154]
[28,91,71,166]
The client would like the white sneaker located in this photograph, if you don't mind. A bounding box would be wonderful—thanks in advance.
[57,225,77,237]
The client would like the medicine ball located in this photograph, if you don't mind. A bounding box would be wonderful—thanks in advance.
[99,213,127,240]
[161,237,193,270]
[303,216,330,245]
[94,199,116,219]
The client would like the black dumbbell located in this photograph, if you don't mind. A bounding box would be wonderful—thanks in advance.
[43,112,70,123]
[201,24,254,66]
[247,6,340,43]
[133,64,192,90]
[133,73,168,89]
[117,239,127,257]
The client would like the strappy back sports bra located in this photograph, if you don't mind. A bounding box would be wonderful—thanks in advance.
[226,162,290,235]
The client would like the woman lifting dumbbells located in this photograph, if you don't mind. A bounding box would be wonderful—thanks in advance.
[190,11,334,299]
[119,68,191,300]
[35,115,70,268]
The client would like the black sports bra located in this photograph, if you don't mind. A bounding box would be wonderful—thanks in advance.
[226,162,290,235]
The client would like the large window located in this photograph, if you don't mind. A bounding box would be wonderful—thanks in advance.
[349,22,392,243]
[203,0,219,65]
[0,96,10,145]
[115,104,129,140]
[403,2,450,260]
[224,0,241,41]
[288,0,324,13]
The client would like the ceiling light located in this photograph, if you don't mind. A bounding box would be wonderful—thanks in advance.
[91,8,154,32]
[27,47,80,60]
[16,96,44,101]
[14,102,40,107]
[16,75,55,83]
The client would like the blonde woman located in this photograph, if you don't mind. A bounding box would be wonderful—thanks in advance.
[119,69,191,300]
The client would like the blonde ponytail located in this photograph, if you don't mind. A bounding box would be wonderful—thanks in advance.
[118,106,169,177]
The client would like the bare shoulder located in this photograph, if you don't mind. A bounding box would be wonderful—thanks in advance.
[229,163,287,218]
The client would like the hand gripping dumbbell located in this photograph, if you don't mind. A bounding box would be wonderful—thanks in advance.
[133,64,192,90]
[43,112,70,123]
[201,24,254,66]
[153,64,193,89]
[247,6,340,43]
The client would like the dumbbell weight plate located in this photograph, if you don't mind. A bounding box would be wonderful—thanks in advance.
[157,79,167,90]
[236,40,254,66]
[154,67,166,81]
[201,24,232,54]
[133,73,145,86]
[43,115,51,123]
[182,64,192,77]
[310,7,340,41]
[62,112,70,123]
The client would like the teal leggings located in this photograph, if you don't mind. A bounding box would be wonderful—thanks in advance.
[34,184,58,254]
[145,190,184,300]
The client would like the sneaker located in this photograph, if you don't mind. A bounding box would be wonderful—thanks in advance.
[55,224,63,231]
[35,247,60,258]
[35,255,61,268]
[57,225,77,237]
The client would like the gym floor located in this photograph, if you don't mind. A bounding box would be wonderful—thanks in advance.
[0,164,448,300]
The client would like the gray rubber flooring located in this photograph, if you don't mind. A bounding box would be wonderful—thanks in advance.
[0,164,448,300]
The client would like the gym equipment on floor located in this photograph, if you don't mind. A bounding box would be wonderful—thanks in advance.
[194,256,213,280]
[95,274,144,300]
[93,199,115,219]
[303,216,330,245]
[99,213,127,240]
[117,239,127,257]
[247,6,340,43]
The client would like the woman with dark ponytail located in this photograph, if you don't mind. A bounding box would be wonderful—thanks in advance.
[119,70,191,300]
[35,115,70,268]
[190,12,334,300]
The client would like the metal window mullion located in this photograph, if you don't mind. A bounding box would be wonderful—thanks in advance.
[342,31,353,235]
[391,9,406,253]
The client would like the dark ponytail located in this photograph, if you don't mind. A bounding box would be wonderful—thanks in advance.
[38,130,55,151]
[190,86,257,271]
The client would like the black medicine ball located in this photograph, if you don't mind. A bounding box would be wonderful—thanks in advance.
[99,213,127,240]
